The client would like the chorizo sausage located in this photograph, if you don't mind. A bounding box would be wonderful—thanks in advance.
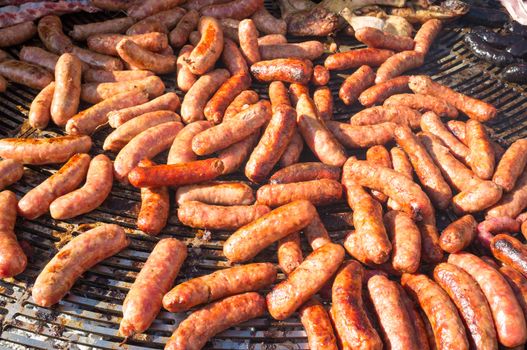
[176,45,197,92]
[384,93,458,119]
[185,16,224,75]
[490,234,527,279]
[324,48,394,70]
[326,121,395,148]
[339,65,375,106]
[250,58,313,84]
[204,73,252,124]
[376,51,424,84]
[414,19,443,55]
[466,119,495,180]
[384,210,421,273]
[224,90,259,120]
[269,81,290,111]
[349,105,422,129]
[358,76,411,107]
[176,181,254,205]
[0,160,23,191]
[355,27,415,51]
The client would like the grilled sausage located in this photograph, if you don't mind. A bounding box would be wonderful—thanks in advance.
[176,182,254,205]
[311,65,330,86]
[355,27,415,51]
[258,34,287,45]
[127,0,185,19]
[259,41,324,61]
[251,7,286,35]
[128,158,225,188]
[439,215,477,253]
[120,238,186,336]
[32,224,129,307]
[80,76,165,104]
[83,69,154,83]
[366,145,392,202]
[277,231,303,274]
[376,51,424,84]
[0,59,53,90]
[49,154,113,220]
[165,292,266,350]
[448,252,527,348]
[358,76,411,107]
[500,265,527,316]
[200,0,263,19]
[0,21,37,48]
[223,200,317,263]
[289,83,309,106]
[250,58,313,84]
[477,217,520,250]
[28,81,54,129]
[37,15,72,54]
[19,46,64,72]
[279,130,304,167]
[491,234,527,279]
[487,170,527,219]
[204,73,252,124]
[401,273,470,350]
[108,92,180,128]
[256,179,342,207]
[238,19,260,65]
[493,139,527,192]
[267,242,344,320]
[170,10,199,48]
[186,16,224,75]
[270,162,340,184]
[221,38,249,75]
[70,17,135,41]
[0,136,91,165]
[163,263,276,312]
[0,191,27,278]
[466,119,495,180]
[70,46,123,71]
[50,54,82,127]
[387,146,413,210]
[409,75,497,122]
[384,210,421,273]
[384,93,458,119]
[87,32,168,56]
[339,65,375,106]
[433,263,498,350]
[167,121,212,165]
[269,81,290,110]
[414,19,443,55]
[327,121,396,149]
[420,112,469,162]
[304,213,332,250]
[331,260,383,350]
[0,160,23,191]
[324,48,394,70]
[349,105,422,129]
[116,38,176,74]
[299,299,338,350]
[224,90,259,120]
[176,45,197,92]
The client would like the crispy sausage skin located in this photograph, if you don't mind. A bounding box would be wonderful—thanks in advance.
[256,179,342,207]
[163,263,276,312]
[128,159,224,188]
[0,191,27,278]
[177,201,270,230]
[414,19,443,55]
[120,238,186,336]
[368,275,420,350]
[176,182,254,206]
[165,292,266,350]
[245,104,296,182]
[358,76,411,107]
[339,65,375,106]
[299,299,338,350]
[384,210,421,273]
[167,121,212,165]
[349,105,421,129]
[186,16,224,75]
[449,252,527,348]
[270,162,341,184]
[439,215,477,253]
[491,234,527,278]
[433,263,498,350]
[376,51,424,84]
[51,53,82,127]
[0,160,23,191]
[224,200,316,263]
[493,139,527,192]
[267,242,344,320]
[32,224,129,307]
[250,58,313,84]
[0,59,53,90]
[18,154,91,219]
[116,38,177,74]
[136,159,170,236]
[355,27,415,51]
[409,75,497,122]
[289,83,309,106]
[401,273,470,350]
[466,119,495,180]
[324,48,394,70]
[224,90,259,119]
[49,154,113,220]
[176,45,197,92]
[384,93,458,119]
[331,260,383,350]
[200,0,263,20]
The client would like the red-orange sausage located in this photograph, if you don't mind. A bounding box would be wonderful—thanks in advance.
[0,191,27,278]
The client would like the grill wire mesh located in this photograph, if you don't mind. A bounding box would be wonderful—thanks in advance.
[1,1,527,349]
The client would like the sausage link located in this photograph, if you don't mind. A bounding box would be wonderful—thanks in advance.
[311,65,330,86]
[136,159,169,236]
[433,263,498,350]
[267,242,344,320]
[51,53,82,126]
[70,46,123,71]
[49,154,113,220]
[327,121,395,148]
[270,162,341,184]
[200,0,263,20]
[478,217,520,249]
[277,232,303,274]
[87,32,168,56]
[0,191,27,278]
[439,215,477,253]
[279,130,304,167]
[339,65,375,105]
[257,179,342,207]
[218,131,260,174]
[487,170,527,219]
[299,299,338,350]
[176,181,254,205]
[384,93,458,118]
[448,252,527,347]
[186,16,224,75]
[19,46,61,72]
[500,265,527,316]
[384,210,421,273]
[0,21,36,47]
[221,38,249,75]
[127,0,185,19]
[366,145,392,202]
[420,112,469,162]
[238,19,260,65]
[0,160,23,191]
[128,158,224,188]
[349,105,422,129]
[176,45,197,92]
[167,121,212,165]
[396,283,431,350]
[401,273,469,350]
[165,292,266,350]
[356,27,415,51]
[170,10,199,48]
[491,234,527,278]
[224,200,317,263]
[126,18,166,36]
[387,148,413,212]
[331,260,383,350]
[37,15,72,54]
[259,41,324,61]
[453,180,504,216]
[324,48,394,70]
[297,94,346,166]
[358,76,411,107]
[493,139,527,192]
[80,76,165,104]
[250,58,313,84]
[204,72,252,124]
[224,90,259,120]
[447,120,506,161]
[414,19,443,55]
[180,68,230,123]
[258,34,287,45]
[0,59,53,90]
[116,38,176,74]
[70,17,135,41]
[376,51,424,84]
[304,213,332,250]
[409,75,497,122]
[251,7,286,35]
[245,104,296,182]
[0,136,91,165]
[32,224,129,307]
[120,238,186,336]
[289,83,309,106]
[83,69,154,83]
[108,92,180,128]
[466,119,495,180]
[28,81,54,129]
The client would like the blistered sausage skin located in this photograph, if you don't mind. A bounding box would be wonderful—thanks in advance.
[490,234,527,278]
[128,159,225,188]
[433,263,498,350]
[0,191,27,278]
[448,252,527,348]
[185,16,224,75]
[32,224,129,307]
[200,0,263,20]
[224,90,259,120]
[0,59,53,90]
[167,121,212,165]
[270,162,341,184]
[120,238,186,337]
[414,19,443,55]
[250,58,313,84]
[49,154,113,220]
[493,139,527,192]
[339,65,375,106]
[163,263,276,313]
[384,210,421,273]
[176,45,197,92]
[324,48,394,70]
[420,112,469,163]
[384,93,458,119]
[358,76,411,107]
[409,75,497,122]
[439,215,477,253]
[401,273,470,350]
[223,200,317,263]
[116,38,176,74]
[299,299,338,350]
[0,136,91,165]
[204,72,252,124]
[331,260,383,350]
[366,145,392,202]
[466,119,495,180]
[277,232,303,274]
[267,242,344,320]
[165,292,266,350]
[257,179,342,207]
[349,105,422,129]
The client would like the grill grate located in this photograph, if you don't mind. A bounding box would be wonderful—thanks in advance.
[1,3,527,350]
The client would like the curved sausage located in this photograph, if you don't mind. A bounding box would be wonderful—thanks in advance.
[167,121,212,165]
[37,15,72,54]
[324,48,394,70]
[355,27,415,51]
[299,299,338,350]
[491,234,527,278]
[250,58,313,84]
[176,45,197,92]
[238,19,260,65]
[32,224,129,307]
[170,10,199,48]
[28,81,54,129]
[420,112,469,163]
[339,65,375,106]
[414,19,443,55]
[176,182,254,205]
[251,7,286,35]
[0,59,53,90]
[204,72,252,124]
[384,210,421,273]
[304,213,331,250]
[83,69,154,83]
[279,130,303,167]
[51,53,82,127]
[49,154,113,220]
[493,139,527,192]
[327,121,395,149]
[80,76,165,104]
[87,33,168,56]
[70,17,135,41]
[311,65,330,86]
[500,265,527,316]
[127,0,185,19]
[366,145,392,202]
[349,105,422,129]
[120,238,186,337]
[224,90,259,120]
[136,159,169,236]
[185,16,224,75]
[466,119,495,180]
[384,93,458,119]
[270,162,340,184]
[358,76,411,107]
[116,38,176,74]
[0,191,27,278]
[376,51,424,84]
[223,200,317,263]
[487,170,527,219]
[0,160,23,191]
[439,215,477,253]
[289,83,309,106]
[257,179,342,207]
[218,131,260,174]
[277,232,303,274]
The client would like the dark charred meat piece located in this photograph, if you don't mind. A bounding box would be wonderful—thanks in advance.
[464,33,517,66]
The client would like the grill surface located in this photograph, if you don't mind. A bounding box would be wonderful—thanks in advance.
[1,2,526,349]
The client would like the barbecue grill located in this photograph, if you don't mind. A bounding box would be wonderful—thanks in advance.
[0,1,526,349]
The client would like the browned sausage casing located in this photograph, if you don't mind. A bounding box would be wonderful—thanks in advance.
[491,234,527,279]
[163,263,276,312]
[355,27,415,51]
[200,0,263,19]
[487,170,527,219]
[37,15,72,54]
[420,111,469,163]
[176,45,197,92]
[331,260,383,350]
[167,121,212,165]
[80,76,165,104]
[120,238,186,336]
[277,232,303,274]
[324,48,394,70]
[414,19,443,55]
[299,299,338,350]
[28,81,54,130]
[257,179,342,207]
[0,59,53,90]
[366,145,392,202]
[466,119,495,180]
[0,160,23,191]
[116,38,176,74]
[304,213,332,250]
[250,58,313,84]
[267,242,344,320]
[204,72,252,124]
[223,200,317,263]
[448,252,527,348]
[401,273,470,350]
[349,105,422,129]
[32,224,129,307]
[238,19,260,64]
[83,69,154,83]
[439,214,477,253]
[0,190,27,278]
[127,0,185,19]
[224,90,259,120]
[221,38,248,75]
[51,53,82,127]
[279,130,303,167]
[186,16,224,75]
[270,162,341,184]
[218,132,260,174]
[251,7,286,35]
[500,264,527,316]
[259,41,324,61]
[311,65,330,86]
[176,182,254,206]
[327,121,396,149]
[384,210,421,273]
[384,93,458,119]
[339,65,375,106]
[358,76,411,107]
[170,10,199,47]
[87,32,168,56]
[376,51,424,84]
[70,17,135,41]
[433,263,498,350]
[0,21,36,48]
[493,139,527,192]
[313,86,333,120]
